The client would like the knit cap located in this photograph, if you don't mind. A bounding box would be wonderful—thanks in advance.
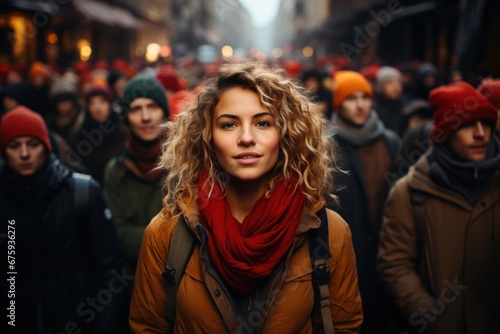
[477,78,500,109]
[429,81,497,143]
[85,85,113,103]
[333,71,373,110]
[0,106,52,156]
[376,66,403,86]
[28,61,51,84]
[121,74,169,119]
[49,78,78,103]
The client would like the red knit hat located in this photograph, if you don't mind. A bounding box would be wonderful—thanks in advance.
[430,81,498,144]
[0,106,52,156]
[333,71,373,110]
[477,78,500,109]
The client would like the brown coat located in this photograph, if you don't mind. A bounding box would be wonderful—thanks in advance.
[130,208,363,333]
[378,155,500,334]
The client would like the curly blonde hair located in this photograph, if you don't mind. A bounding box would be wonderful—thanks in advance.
[158,61,338,218]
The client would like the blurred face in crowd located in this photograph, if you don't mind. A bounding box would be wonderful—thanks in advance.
[56,100,77,117]
[304,77,320,94]
[88,95,111,122]
[212,87,280,186]
[31,75,47,89]
[340,91,373,126]
[423,74,436,88]
[7,71,22,85]
[448,120,492,161]
[128,97,164,142]
[113,77,128,98]
[4,136,46,176]
[381,78,403,100]
[3,96,18,112]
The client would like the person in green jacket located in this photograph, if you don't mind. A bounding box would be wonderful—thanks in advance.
[103,74,169,325]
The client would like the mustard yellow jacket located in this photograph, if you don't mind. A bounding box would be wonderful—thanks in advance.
[130,208,363,333]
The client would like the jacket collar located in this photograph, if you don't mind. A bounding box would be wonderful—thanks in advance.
[407,153,500,210]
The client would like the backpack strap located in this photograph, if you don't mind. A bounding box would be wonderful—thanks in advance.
[162,215,196,326]
[73,173,92,216]
[161,208,334,332]
[309,206,335,334]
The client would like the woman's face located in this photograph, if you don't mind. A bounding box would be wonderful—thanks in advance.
[4,136,46,176]
[88,95,111,122]
[212,86,280,186]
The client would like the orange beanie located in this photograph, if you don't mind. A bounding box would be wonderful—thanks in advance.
[333,71,373,110]
[28,61,51,83]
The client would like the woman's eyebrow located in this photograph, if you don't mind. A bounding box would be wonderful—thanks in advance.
[216,112,273,121]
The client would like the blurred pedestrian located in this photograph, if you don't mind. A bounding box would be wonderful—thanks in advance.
[104,74,169,327]
[378,82,500,334]
[331,70,400,333]
[408,63,441,100]
[78,85,128,184]
[46,77,85,150]
[129,61,363,333]
[374,66,405,135]
[477,77,500,139]
[0,106,126,333]
[26,61,52,118]
[300,68,333,119]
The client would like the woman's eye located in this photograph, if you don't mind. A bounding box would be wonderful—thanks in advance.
[221,122,236,129]
[256,120,271,128]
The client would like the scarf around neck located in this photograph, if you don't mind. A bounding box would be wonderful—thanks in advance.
[332,110,385,146]
[124,132,163,182]
[428,137,500,205]
[197,169,306,296]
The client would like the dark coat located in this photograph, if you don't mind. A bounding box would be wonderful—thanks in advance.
[332,131,400,331]
[0,156,126,334]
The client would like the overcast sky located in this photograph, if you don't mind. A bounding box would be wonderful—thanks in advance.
[239,0,281,28]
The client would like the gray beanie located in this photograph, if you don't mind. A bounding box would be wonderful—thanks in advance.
[376,66,403,86]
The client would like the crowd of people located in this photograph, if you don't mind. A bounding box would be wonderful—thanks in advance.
[0,55,499,334]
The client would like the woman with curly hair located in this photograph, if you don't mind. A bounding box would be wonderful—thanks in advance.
[129,61,363,333]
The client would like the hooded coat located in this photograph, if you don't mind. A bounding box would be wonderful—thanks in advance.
[378,154,500,334]
[0,155,126,333]
[129,207,363,333]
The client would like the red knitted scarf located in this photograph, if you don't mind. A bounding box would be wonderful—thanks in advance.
[124,133,163,182]
[197,169,306,295]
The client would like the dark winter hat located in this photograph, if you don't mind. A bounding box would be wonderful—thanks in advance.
[85,85,112,104]
[429,81,498,144]
[2,82,31,106]
[0,106,52,156]
[121,74,169,119]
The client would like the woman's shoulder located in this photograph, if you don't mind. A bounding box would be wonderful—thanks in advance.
[325,208,349,233]
[143,212,179,251]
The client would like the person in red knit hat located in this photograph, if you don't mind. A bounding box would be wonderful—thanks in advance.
[0,106,52,175]
[378,81,500,334]
[477,78,500,138]
[0,106,126,333]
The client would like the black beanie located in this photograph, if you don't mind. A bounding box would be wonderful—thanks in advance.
[120,74,169,120]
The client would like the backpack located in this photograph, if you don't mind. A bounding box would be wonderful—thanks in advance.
[73,173,92,215]
[72,173,92,247]
[162,206,336,333]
